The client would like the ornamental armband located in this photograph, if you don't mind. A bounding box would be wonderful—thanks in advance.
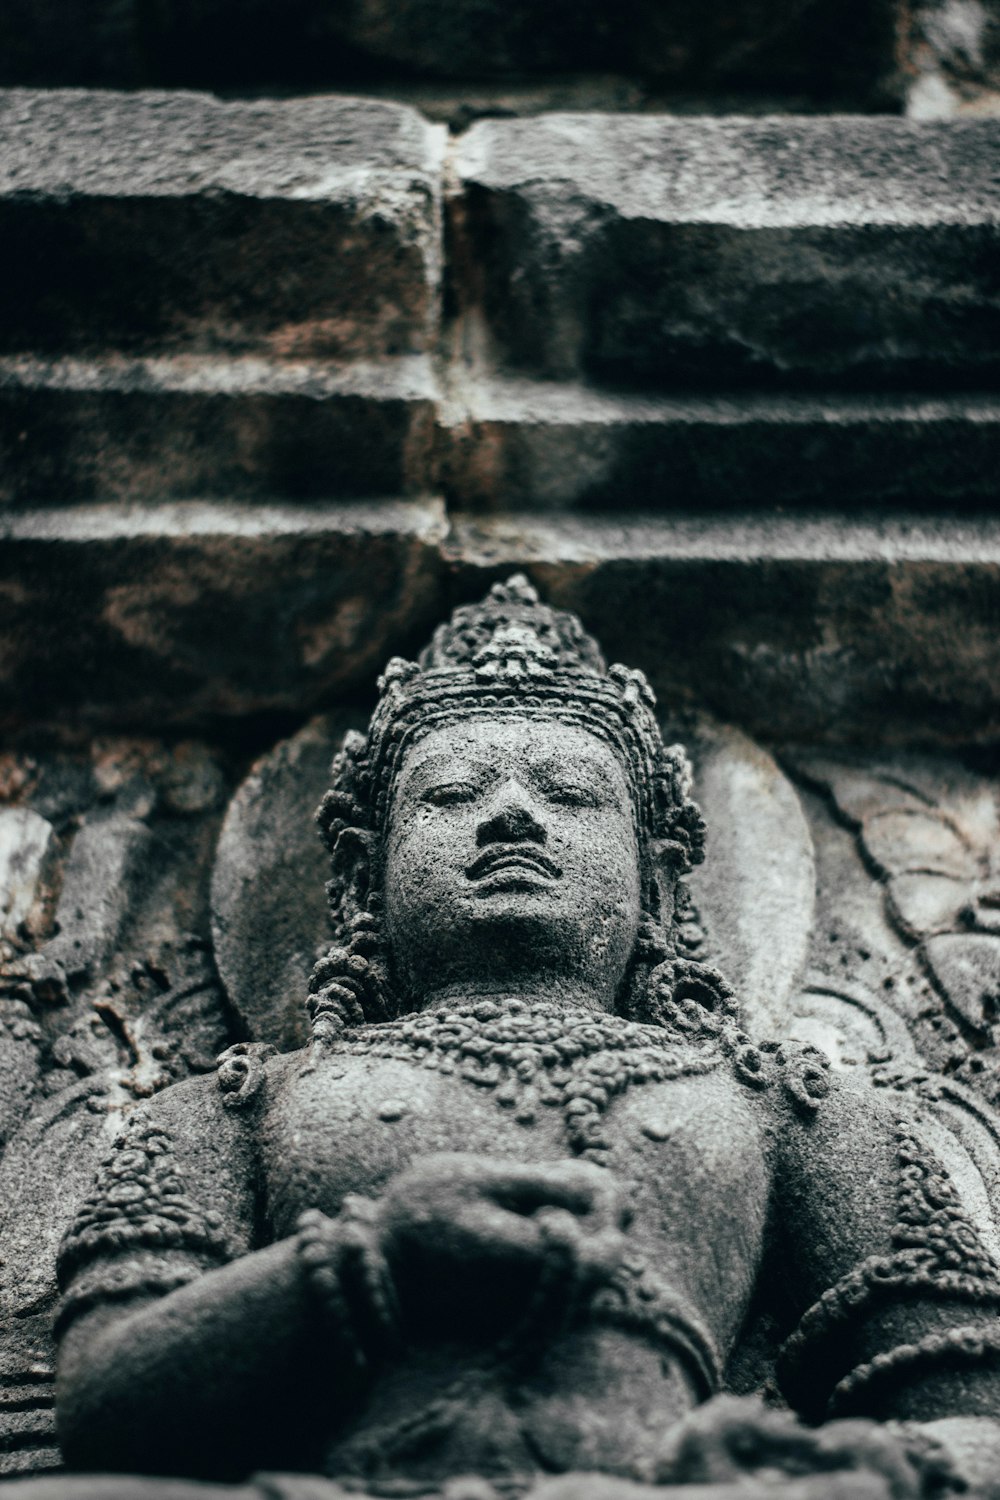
[296,1199,400,1372]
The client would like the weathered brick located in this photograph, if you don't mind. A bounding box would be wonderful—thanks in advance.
[436,379,1000,510]
[452,116,1000,388]
[3,504,999,743]
[0,0,901,103]
[0,500,448,729]
[0,91,445,358]
[443,512,1000,743]
[0,355,438,503]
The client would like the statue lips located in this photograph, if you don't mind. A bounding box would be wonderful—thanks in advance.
[465,845,562,892]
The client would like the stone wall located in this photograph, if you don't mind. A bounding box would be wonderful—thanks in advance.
[1,90,999,744]
[0,18,999,1487]
[4,0,1000,115]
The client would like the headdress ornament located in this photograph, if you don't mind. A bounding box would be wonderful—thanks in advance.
[344,576,704,872]
[311,577,709,1032]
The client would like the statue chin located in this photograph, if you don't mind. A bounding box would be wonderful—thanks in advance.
[389,906,637,1017]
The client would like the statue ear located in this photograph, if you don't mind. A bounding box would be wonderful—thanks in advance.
[328,826,374,930]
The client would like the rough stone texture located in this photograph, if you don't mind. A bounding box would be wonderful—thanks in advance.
[436,380,1000,510]
[4,506,1000,744]
[211,711,365,1053]
[0,809,59,945]
[0,356,438,504]
[209,711,814,1049]
[9,365,1000,513]
[0,1475,895,1500]
[370,77,925,133]
[0,91,445,359]
[527,1477,891,1500]
[0,500,448,730]
[906,0,1000,117]
[0,590,998,1492]
[294,0,901,98]
[0,737,240,1476]
[0,83,998,1498]
[445,514,1000,745]
[2,94,1000,519]
[684,720,814,1037]
[0,580,991,1499]
[0,0,902,104]
[791,751,1000,1044]
[451,115,1000,388]
[779,748,1000,1217]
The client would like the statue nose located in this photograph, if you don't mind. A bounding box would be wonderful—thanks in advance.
[476,793,547,848]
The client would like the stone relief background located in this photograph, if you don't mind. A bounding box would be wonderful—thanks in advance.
[0,718,996,1478]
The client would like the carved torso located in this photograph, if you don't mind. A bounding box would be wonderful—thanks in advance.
[260,1000,773,1479]
[56,997,1000,1487]
[267,1005,774,1320]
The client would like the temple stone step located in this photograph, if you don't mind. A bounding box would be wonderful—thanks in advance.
[0,498,450,731]
[0,90,445,359]
[450,115,1000,388]
[0,355,438,503]
[3,360,1000,510]
[2,501,999,744]
[5,92,1000,391]
[437,378,1000,510]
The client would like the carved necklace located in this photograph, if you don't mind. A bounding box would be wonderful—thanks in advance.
[332,997,725,1164]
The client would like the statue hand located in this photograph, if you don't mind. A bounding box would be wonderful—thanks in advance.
[376,1152,628,1337]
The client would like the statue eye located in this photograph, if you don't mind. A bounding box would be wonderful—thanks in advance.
[423,782,479,806]
[546,783,600,808]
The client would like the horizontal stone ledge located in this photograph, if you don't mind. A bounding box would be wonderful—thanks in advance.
[451,115,1000,388]
[13,361,1000,510]
[0,0,901,104]
[0,90,445,358]
[2,503,999,744]
[437,380,1000,509]
[0,499,449,729]
[0,355,438,502]
[446,512,1000,744]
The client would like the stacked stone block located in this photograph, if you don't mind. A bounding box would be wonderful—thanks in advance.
[0,90,998,742]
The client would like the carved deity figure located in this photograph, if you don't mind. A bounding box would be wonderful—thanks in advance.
[26,580,1000,1498]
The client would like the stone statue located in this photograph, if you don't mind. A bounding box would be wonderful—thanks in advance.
[20,578,1000,1499]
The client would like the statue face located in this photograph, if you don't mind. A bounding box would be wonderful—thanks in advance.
[383,715,642,1010]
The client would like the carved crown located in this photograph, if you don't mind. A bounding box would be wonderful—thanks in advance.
[318,578,705,892]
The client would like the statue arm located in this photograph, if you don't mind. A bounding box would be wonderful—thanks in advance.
[54,1067,375,1478]
[57,1235,329,1477]
[774,1077,1000,1493]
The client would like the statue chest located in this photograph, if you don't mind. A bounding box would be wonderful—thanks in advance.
[261,1020,775,1342]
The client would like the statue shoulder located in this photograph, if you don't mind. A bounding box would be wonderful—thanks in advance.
[776,1068,999,1239]
[93,1040,302,1197]
[54,1050,292,1344]
[773,1072,936,1266]
[92,1040,290,1141]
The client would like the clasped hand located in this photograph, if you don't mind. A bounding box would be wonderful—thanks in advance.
[374,1152,629,1339]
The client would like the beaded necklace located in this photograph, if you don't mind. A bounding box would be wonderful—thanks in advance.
[333,997,725,1165]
